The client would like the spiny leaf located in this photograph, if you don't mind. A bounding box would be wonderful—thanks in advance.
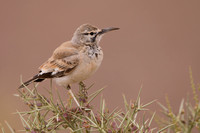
[5,121,15,133]
[87,87,104,104]
[157,124,174,133]
[148,112,156,127]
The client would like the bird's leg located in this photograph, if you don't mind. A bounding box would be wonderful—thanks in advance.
[67,85,81,108]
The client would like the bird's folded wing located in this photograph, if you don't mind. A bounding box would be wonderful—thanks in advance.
[39,45,79,78]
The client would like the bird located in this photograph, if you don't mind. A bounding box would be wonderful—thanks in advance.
[19,23,119,107]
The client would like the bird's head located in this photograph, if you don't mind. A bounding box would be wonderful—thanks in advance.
[71,24,119,46]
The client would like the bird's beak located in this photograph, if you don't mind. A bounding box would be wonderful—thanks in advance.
[98,27,120,35]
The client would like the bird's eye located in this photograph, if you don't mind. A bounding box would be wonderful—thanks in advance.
[90,32,94,35]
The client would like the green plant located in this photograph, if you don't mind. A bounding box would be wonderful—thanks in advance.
[3,68,200,132]
[157,67,200,133]
[13,81,160,133]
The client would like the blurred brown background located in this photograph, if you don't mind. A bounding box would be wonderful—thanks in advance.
[0,0,200,132]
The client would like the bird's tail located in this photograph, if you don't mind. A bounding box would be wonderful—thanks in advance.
[18,74,44,89]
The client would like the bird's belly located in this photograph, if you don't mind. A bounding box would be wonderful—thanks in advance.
[71,54,103,82]
[55,53,103,87]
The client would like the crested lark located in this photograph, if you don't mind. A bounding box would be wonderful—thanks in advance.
[19,24,119,107]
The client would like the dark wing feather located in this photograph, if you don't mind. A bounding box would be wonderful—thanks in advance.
[18,74,40,89]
